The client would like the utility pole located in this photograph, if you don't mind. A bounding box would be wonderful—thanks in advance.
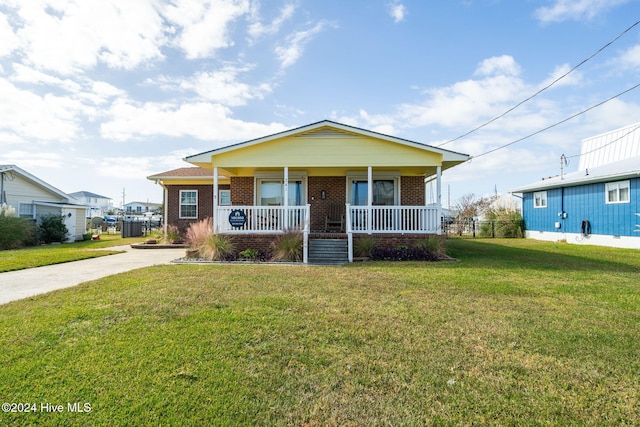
[122,187,126,210]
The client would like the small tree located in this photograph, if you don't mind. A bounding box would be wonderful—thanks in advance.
[39,214,69,244]
[454,193,496,221]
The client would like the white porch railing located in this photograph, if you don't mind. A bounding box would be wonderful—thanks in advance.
[215,205,310,234]
[346,204,440,234]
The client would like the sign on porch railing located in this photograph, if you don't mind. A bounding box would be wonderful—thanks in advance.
[216,205,310,233]
[228,209,247,228]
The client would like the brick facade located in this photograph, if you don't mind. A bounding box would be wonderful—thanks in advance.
[308,176,346,232]
[230,177,254,205]
[166,175,428,236]
[401,176,425,205]
[165,184,228,234]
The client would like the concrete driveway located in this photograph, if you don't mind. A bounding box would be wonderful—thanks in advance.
[0,245,186,305]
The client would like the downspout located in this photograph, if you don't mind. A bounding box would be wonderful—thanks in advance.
[1,171,5,205]
[367,166,373,233]
[213,166,219,233]
[436,166,442,235]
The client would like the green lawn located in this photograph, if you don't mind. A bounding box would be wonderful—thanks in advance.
[0,235,146,272]
[1,239,639,426]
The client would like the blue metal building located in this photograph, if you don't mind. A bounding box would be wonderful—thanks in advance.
[511,123,640,249]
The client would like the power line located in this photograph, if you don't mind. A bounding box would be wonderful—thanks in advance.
[473,82,640,159]
[438,19,640,147]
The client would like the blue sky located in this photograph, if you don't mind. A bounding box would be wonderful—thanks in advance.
[1,0,639,208]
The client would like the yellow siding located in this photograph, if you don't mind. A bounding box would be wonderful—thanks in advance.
[212,135,443,168]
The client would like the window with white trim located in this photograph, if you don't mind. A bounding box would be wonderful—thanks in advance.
[347,173,400,206]
[533,191,547,208]
[606,180,630,204]
[255,172,307,206]
[18,203,35,219]
[179,190,198,218]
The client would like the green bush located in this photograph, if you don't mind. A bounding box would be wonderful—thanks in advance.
[479,210,524,238]
[0,214,39,249]
[414,235,447,257]
[354,236,377,257]
[239,248,260,260]
[38,214,69,243]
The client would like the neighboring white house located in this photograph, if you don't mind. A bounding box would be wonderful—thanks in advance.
[124,201,161,215]
[69,191,113,218]
[0,165,89,242]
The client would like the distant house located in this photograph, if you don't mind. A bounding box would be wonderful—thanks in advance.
[148,120,470,263]
[69,191,113,218]
[0,165,89,241]
[124,201,161,215]
[511,123,640,249]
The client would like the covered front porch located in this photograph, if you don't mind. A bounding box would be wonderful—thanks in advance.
[210,165,444,263]
[184,120,470,264]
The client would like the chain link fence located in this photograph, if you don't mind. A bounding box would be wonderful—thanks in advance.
[442,219,524,239]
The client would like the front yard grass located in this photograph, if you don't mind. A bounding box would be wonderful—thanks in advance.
[0,235,146,272]
[0,239,639,425]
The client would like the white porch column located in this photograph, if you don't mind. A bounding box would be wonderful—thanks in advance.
[367,166,372,233]
[283,166,289,229]
[436,165,442,235]
[213,166,219,233]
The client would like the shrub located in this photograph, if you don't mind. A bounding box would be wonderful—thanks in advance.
[185,219,212,247]
[0,213,39,249]
[164,224,182,244]
[38,214,68,244]
[198,234,237,261]
[481,207,524,238]
[239,248,261,261]
[354,236,377,257]
[270,230,303,262]
[414,235,447,257]
[370,247,439,262]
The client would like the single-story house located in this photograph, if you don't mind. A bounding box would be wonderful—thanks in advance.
[124,201,162,215]
[511,123,640,249]
[148,120,470,263]
[0,164,89,242]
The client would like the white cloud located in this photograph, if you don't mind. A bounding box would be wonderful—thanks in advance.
[0,150,65,169]
[248,3,297,39]
[10,63,83,92]
[396,73,528,129]
[13,0,166,74]
[387,1,407,23]
[163,0,250,59]
[0,10,19,56]
[534,0,630,23]
[538,63,583,89]
[168,66,272,107]
[474,55,521,77]
[0,78,82,142]
[100,99,288,142]
[611,44,640,71]
[275,21,331,68]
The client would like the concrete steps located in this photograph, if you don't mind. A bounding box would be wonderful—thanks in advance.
[308,239,348,265]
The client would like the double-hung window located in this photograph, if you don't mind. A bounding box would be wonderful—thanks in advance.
[18,203,35,219]
[606,181,630,204]
[180,190,198,218]
[533,191,547,208]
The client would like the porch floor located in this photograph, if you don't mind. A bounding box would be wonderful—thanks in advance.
[309,232,348,239]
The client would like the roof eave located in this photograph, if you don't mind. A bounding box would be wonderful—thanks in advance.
[184,120,470,165]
